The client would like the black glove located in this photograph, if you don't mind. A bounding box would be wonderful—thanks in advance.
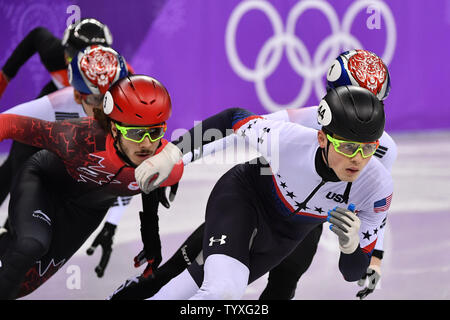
[135,209,162,279]
[157,183,179,209]
[356,265,381,299]
[107,274,164,300]
[86,222,117,278]
[134,248,162,279]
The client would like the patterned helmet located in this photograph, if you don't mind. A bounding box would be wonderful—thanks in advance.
[68,45,128,95]
[326,49,391,101]
[62,18,113,58]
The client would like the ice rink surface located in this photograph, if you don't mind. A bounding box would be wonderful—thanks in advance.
[0,130,449,300]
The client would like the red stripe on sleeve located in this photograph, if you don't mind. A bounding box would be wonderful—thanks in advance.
[232,115,263,131]
[362,239,377,254]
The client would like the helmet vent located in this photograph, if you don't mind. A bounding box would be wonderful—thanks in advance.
[135,114,143,119]
[115,103,123,113]
[150,99,156,104]
[129,78,136,90]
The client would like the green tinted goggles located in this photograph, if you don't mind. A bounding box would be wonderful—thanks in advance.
[326,134,379,158]
[115,122,167,143]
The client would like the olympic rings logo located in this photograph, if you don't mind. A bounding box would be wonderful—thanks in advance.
[225,0,397,112]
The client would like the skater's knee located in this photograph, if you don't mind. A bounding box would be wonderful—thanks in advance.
[196,276,247,300]
[192,254,249,300]
[14,236,49,260]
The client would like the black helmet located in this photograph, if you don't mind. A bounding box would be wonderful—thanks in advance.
[62,18,113,58]
[318,85,385,142]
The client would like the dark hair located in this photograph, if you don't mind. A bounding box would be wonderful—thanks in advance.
[93,107,112,133]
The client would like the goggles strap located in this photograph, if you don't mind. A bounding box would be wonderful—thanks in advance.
[324,140,331,168]
[112,132,137,167]
[322,129,333,168]
[115,123,166,143]
[111,122,134,166]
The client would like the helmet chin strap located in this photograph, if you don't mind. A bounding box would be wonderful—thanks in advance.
[109,120,136,167]
[320,128,332,168]
[320,137,352,205]
[322,140,331,168]
[113,135,136,168]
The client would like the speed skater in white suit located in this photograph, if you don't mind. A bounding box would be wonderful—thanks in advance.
[109,49,395,300]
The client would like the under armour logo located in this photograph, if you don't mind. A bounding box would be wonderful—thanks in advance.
[209,235,227,246]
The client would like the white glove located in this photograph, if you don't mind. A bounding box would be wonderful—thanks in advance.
[356,264,381,299]
[135,142,182,194]
[328,205,361,254]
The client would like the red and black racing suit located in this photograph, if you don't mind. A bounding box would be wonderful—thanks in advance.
[0,27,135,207]
[0,114,182,299]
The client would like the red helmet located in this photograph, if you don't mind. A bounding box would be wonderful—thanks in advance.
[103,75,172,126]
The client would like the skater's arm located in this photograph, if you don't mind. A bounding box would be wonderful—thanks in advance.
[171,107,261,163]
[2,27,65,80]
[0,114,93,159]
[134,191,163,278]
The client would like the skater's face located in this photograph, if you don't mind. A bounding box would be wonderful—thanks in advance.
[318,130,372,182]
[74,90,104,117]
[110,122,164,166]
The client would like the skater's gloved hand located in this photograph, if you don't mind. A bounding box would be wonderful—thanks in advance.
[0,70,9,99]
[135,142,182,194]
[328,203,361,254]
[86,222,117,277]
[134,249,162,279]
[107,274,162,300]
[157,183,179,209]
[356,265,381,299]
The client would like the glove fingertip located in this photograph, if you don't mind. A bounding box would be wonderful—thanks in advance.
[154,174,169,188]
[95,266,104,278]
[134,258,146,268]
[348,203,356,212]
[140,186,151,194]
